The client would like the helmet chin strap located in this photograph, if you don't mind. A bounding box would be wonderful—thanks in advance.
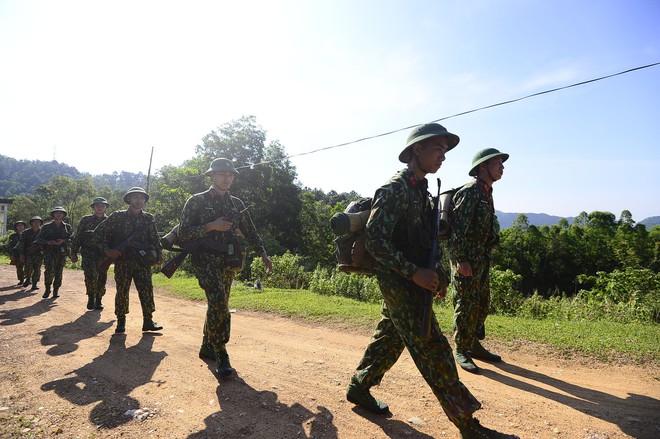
[487,166,496,182]
[413,154,431,175]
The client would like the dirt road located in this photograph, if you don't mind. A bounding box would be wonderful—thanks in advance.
[0,264,658,438]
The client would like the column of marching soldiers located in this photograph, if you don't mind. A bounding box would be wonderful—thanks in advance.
[4,128,521,439]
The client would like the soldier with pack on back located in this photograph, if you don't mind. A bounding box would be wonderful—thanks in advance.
[36,207,75,299]
[19,216,44,291]
[8,220,26,285]
[71,197,110,311]
[93,187,164,334]
[345,123,518,439]
[449,148,510,374]
[177,157,273,377]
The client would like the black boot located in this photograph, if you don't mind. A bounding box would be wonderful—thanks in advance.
[346,375,389,414]
[42,286,51,299]
[459,418,519,438]
[23,279,31,288]
[214,345,236,376]
[115,315,126,333]
[52,288,60,298]
[30,283,39,291]
[17,279,24,285]
[199,338,215,360]
[142,315,163,331]
[87,296,95,310]
[94,295,104,310]
[455,350,480,373]
[469,340,501,362]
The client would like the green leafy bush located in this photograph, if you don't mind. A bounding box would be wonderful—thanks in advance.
[489,268,525,315]
[577,268,660,323]
[309,266,381,303]
[250,251,310,289]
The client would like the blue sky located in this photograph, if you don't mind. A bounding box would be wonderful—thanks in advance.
[1,0,659,220]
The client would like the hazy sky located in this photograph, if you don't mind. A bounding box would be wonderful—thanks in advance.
[1,0,659,220]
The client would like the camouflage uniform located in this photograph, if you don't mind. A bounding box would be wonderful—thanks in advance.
[8,231,25,283]
[18,225,43,287]
[448,177,499,352]
[35,221,73,293]
[71,213,108,303]
[178,187,266,352]
[353,168,481,427]
[93,210,162,318]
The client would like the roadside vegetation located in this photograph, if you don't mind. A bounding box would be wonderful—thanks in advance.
[149,252,659,366]
[2,115,658,367]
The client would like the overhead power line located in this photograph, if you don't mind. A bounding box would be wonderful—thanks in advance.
[236,61,660,171]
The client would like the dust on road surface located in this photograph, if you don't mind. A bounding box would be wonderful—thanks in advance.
[0,264,658,438]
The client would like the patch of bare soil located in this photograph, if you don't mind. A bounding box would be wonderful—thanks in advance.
[0,264,658,438]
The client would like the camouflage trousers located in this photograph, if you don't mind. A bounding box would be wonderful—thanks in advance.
[353,274,481,427]
[24,255,43,285]
[14,260,25,282]
[192,253,234,350]
[113,259,156,317]
[80,249,107,298]
[451,260,490,352]
[43,252,67,290]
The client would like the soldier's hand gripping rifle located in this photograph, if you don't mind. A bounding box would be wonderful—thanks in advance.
[420,179,442,340]
[160,205,250,278]
[97,220,154,272]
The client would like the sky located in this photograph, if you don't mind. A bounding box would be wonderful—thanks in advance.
[1,0,659,221]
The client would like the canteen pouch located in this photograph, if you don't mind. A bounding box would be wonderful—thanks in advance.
[224,233,246,272]
[138,247,158,266]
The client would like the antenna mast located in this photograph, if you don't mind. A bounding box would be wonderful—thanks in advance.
[146,146,154,193]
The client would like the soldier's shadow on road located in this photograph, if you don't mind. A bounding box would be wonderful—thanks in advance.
[39,311,114,355]
[187,376,340,439]
[0,286,33,305]
[40,333,167,429]
[0,297,57,325]
[482,361,660,439]
[348,406,436,439]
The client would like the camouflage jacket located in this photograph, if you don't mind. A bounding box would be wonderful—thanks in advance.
[71,214,107,253]
[448,177,498,264]
[92,210,162,259]
[36,221,73,254]
[178,187,266,256]
[8,232,22,254]
[18,228,41,257]
[365,168,434,280]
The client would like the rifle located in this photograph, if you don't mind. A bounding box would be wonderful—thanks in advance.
[97,220,154,272]
[160,205,249,278]
[420,178,441,340]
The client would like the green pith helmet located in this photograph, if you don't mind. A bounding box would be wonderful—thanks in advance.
[14,220,26,230]
[90,196,109,207]
[30,216,43,226]
[205,158,239,176]
[50,206,67,217]
[399,123,460,163]
[123,187,150,204]
[469,148,510,176]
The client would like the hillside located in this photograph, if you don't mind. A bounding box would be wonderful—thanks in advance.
[0,155,145,195]
[497,211,659,230]
[1,154,657,228]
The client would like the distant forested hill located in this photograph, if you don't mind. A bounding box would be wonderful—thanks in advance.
[640,216,660,228]
[497,211,658,229]
[0,155,145,196]
[496,211,575,229]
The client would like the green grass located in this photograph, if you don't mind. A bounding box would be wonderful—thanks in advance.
[152,273,659,365]
[2,254,655,366]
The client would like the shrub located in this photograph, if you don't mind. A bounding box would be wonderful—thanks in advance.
[250,251,311,289]
[577,268,660,323]
[309,266,381,303]
[489,268,525,316]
